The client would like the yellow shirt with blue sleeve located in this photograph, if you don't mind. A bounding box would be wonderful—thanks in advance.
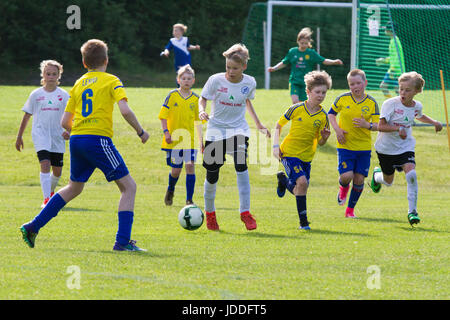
[65,71,127,138]
[158,89,200,150]
[278,102,329,162]
[329,93,379,151]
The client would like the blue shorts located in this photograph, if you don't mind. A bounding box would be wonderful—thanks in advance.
[281,157,311,184]
[382,72,399,86]
[337,149,371,177]
[164,149,198,168]
[70,135,129,182]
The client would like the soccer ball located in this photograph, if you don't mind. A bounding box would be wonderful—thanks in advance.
[178,205,204,230]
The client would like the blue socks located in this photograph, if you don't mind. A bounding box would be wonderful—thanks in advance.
[348,183,364,209]
[168,174,179,192]
[296,195,308,226]
[186,174,195,202]
[29,193,66,233]
[116,211,134,246]
[169,173,196,202]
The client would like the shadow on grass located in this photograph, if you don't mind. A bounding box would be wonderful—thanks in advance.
[218,229,372,239]
[396,226,449,233]
[357,217,404,224]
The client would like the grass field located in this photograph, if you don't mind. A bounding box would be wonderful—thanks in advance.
[0,86,449,300]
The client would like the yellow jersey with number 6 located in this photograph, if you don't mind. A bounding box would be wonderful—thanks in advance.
[65,71,127,138]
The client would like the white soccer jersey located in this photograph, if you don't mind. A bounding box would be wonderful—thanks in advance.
[22,87,69,153]
[201,73,256,141]
[374,96,423,155]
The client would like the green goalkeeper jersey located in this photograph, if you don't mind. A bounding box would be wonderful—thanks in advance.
[388,36,405,76]
[282,47,325,86]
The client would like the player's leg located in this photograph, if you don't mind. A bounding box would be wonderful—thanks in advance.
[380,73,392,98]
[345,151,371,218]
[337,149,356,206]
[231,136,256,230]
[164,150,183,206]
[50,152,64,196]
[203,140,225,230]
[293,175,310,230]
[402,155,420,225]
[371,152,395,192]
[20,179,84,248]
[37,150,52,207]
[185,159,196,205]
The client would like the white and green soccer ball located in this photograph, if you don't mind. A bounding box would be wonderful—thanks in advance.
[178,205,204,230]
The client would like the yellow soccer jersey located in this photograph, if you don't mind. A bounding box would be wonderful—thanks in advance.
[65,71,127,138]
[158,89,200,150]
[278,102,329,162]
[330,92,379,151]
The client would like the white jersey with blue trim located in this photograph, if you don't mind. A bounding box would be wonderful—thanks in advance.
[201,73,256,141]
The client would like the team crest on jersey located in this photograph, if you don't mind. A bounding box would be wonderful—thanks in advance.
[313,120,321,128]
[57,95,63,101]
[241,86,249,94]
[174,103,178,107]
[305,55,310,60]
[298,117,302,121]
[189,103,195,110]
[361,106,370,114]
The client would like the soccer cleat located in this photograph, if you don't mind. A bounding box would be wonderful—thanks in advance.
[345,207,357,218]
[370,167,382,193]
[240,211,257,230]
[408,210,421,226]
[186,200,194,205]
[50,192,55,198]
[337,191,346,206]
[299,225,311,231]
[41,197,50,208]
[276,171,287,198]
[164,190,174,206]
[206,211,219,231]
[20,223,38,248]
[113,240,147,252]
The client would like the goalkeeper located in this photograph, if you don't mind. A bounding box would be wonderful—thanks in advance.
[376,22,405,98]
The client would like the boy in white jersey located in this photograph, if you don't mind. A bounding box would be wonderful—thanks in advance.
[15,60,70,208]
[199,43,271,231]
[369,72,442,226]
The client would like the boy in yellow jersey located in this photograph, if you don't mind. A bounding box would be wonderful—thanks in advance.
[328,69,379,218]
[159,65,203,206]
[20,39,150,251]
[273,70,332,230]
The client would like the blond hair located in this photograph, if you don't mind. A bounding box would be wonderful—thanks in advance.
[173,23,188,33]
[297,27,313,48]
[222,43,250,65]
[398,71,425,92]
[347,69,367,81]
[177,64,195,78]
[304,70,332,91]
[80,39,108,69]
[40,60,63,86]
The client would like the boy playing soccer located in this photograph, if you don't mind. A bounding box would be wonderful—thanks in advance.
[20,39,150,251]
[328,69,379,218]
[15,60,70,208]
[369,72,442,226]
[158,65,203,206]
[199,43,271,231]
[268,27,343,104]
[273,70,332,230]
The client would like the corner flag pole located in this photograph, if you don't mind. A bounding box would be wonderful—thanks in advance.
[440,70,450,152]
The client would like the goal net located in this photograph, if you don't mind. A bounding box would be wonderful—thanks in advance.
[357,0,450,123]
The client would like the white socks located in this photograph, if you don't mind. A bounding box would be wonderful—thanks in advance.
[204,180,217,213]
[236,170,251,213]
[50,173,60,193]
[40,172,51,199]
[374,171,392,186]
[405,170,418,213]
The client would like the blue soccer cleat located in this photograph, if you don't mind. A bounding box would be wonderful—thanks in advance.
[276,171,288,198]
[113,240,147,252]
